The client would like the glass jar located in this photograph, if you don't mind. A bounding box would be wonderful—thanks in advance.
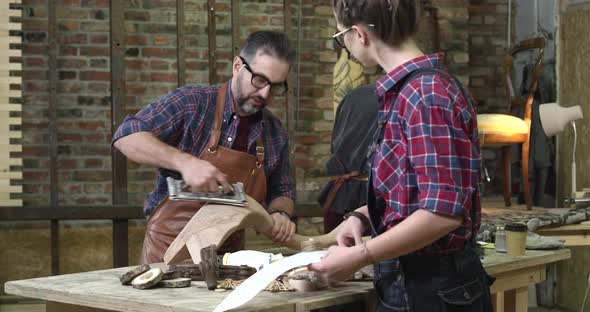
[495,226,507,253]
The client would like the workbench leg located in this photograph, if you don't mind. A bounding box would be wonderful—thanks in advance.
[47,301,115,312]
[492,292,505,312]
[504,286,528,312]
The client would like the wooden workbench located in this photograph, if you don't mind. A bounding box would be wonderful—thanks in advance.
[5,249,570,312]
[483,206,590,246]
[483,248,570,312]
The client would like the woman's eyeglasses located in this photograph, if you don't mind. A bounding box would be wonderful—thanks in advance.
[332,24,375,48]
[239,56,288,96]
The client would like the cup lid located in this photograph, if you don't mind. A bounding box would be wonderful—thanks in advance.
[505,223,527,232]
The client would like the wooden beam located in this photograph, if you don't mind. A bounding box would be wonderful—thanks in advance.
[0,205,143,220]
[231,0,240,56]
[207,0,217,84]
[48,0,59,276]
[110,0,129,268]
[176,0,186,87]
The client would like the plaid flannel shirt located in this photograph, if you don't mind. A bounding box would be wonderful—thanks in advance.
[112,80,295,218]
[372,53,481,254]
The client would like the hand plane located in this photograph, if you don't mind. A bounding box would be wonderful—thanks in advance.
[162,169,247,207]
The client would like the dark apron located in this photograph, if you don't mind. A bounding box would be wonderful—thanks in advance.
[141,83,268,264]
[366,69,494,311]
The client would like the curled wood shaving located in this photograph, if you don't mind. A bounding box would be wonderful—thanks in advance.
[215,278,293,292]
[264,280,293,292]
[216,278,243,289]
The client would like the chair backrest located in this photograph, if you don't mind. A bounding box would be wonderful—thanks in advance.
[503,37,546,127]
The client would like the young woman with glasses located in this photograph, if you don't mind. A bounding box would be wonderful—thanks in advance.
[309,1,494,311]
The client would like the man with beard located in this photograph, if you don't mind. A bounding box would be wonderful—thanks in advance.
[112,31,296,264]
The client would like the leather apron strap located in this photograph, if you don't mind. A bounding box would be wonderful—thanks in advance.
[321,171,368,219]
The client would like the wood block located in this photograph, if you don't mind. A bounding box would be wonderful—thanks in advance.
[164,196,346,264]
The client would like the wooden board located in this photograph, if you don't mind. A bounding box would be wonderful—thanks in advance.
[4,249,570,312]
[482,248,570,276]
[0,0,21,207]
[6,263,374,312]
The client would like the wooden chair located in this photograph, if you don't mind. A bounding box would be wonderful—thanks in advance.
[477,37,546,210]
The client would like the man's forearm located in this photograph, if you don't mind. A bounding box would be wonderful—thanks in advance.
[113,131,190,171]
[267,196,294,216]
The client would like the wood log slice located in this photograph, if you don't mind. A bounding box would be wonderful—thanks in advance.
[158,277,192,288]
[131,268,164,289]
[119,264,150,285]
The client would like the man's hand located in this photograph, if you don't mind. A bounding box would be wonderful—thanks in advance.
[178,156,233,193]
[270,212,296,243]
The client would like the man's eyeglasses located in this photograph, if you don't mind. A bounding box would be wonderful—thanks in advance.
[239,56,288,96]
[332,24,375,49]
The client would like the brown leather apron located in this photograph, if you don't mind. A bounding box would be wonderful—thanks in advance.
[141,83,268,264]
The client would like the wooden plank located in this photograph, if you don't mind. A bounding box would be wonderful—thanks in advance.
[481,248,571,276]
[537,224,590,246]
[110,0,129,269]
[176,0,185,87]
[295,290,371,312]
[0,158,23,166]
[0,23,22,30]
[0,89,21,97]
[0,36,21,44]
[503,286,529,312]
[0,104,21,111]
[231,0,240,56]
[0,199,22,206]
[490,265,545,293]
[0,171,22,179]
[5,266,373,312]
[0,144,22,152]
[0,76,22,83]
[0,185,22,192]
[207,0,217,84]
[493,292,505,312]
[4,248,572,312]
[47,301,113,312]
[0,49,21,57]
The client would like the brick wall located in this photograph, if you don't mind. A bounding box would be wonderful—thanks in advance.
[469,0,513,113]
[18,0,509,210]
[21,0,113,206]
[468,0,513,192]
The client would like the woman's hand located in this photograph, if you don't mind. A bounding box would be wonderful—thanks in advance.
[336,215,365,247]
[308,244,367,282]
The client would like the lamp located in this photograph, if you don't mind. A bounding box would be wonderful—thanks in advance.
[539,102,584,199]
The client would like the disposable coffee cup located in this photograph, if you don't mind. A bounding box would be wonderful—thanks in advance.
[505,223,527,256]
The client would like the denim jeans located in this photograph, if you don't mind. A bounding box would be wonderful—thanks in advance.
[373,246,494,312]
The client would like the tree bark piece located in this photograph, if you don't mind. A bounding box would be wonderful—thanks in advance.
[200,245,218,290]
[165,263,256,281]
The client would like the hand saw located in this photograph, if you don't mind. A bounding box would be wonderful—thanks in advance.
[162,169,247,206]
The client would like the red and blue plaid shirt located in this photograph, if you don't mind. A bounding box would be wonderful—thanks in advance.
[372,53,481,254]
[112,80,295,218]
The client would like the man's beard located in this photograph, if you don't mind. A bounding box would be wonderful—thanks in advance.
[236,73,266,115]
[238,98,264,115]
